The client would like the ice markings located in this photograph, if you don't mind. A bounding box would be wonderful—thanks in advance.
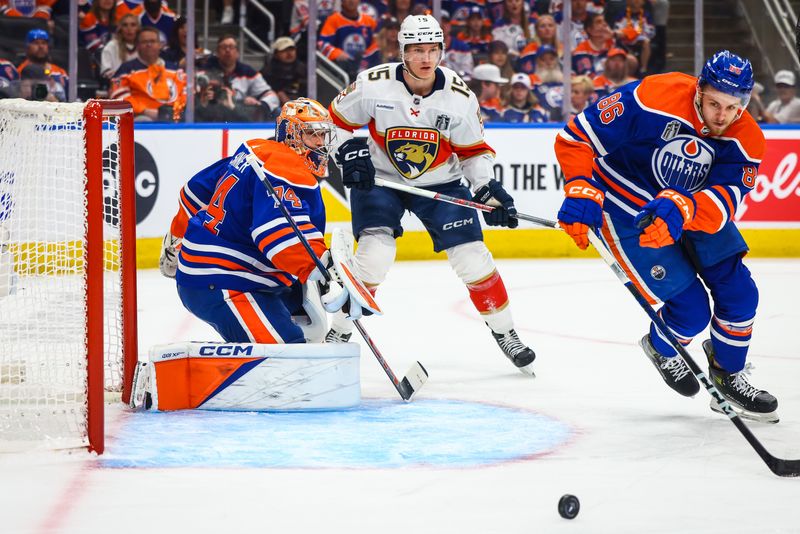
[101,399,572,469]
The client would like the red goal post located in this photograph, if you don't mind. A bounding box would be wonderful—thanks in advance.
[0,99,138,454]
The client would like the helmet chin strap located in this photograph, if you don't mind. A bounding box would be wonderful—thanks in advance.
[402,61,433,82]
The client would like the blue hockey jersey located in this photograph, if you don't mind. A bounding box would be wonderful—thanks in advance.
[174,139,327,292]
[555,72,765,235]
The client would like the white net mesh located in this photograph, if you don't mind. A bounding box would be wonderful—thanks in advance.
[0,100,126,450]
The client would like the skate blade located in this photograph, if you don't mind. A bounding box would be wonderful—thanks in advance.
[710,398,779,424]
[516,360,536,378]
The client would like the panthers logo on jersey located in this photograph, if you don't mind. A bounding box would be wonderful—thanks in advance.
[385,127,440,179]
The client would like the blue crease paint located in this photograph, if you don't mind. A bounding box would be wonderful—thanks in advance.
[101,399,572,469]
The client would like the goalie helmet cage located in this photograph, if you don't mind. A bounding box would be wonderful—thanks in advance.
[0,99,138,454]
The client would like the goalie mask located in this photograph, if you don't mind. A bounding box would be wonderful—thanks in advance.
[275,98,336,177]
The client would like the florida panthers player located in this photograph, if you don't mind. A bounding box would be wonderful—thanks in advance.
[555,51,778,422]
[325,15,536,376]
[159,98,365,344]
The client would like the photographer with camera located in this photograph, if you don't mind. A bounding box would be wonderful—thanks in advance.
[194,70,251,123]
[16,29,67,102]
[198,35,280,122]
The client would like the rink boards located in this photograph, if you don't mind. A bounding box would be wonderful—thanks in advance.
[127,123,800,265]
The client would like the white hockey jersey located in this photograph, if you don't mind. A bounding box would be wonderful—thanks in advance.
[329,63,496,190]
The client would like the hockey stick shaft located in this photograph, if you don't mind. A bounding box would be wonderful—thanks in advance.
[377,178,800,475]
[246,155,427,401]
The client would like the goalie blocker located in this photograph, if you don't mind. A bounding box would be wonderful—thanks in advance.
[131,342,360,411]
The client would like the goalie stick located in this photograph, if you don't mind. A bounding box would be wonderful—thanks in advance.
[246,154,428,402]
[375,177,800,477]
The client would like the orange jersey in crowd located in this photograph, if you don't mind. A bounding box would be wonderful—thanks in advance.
[110,58,186,118]
[0,0,55,19]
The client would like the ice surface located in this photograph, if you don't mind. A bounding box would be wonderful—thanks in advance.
[1,259,799,533]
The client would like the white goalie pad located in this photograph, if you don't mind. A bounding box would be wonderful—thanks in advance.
[293,280,328,343]
[328,228,382,319]
[144,342,360,412]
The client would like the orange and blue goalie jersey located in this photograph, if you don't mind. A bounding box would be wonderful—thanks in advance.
[175,139,327,293]
[555,72,765,235]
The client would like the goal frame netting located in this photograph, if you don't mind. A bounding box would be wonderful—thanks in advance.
[0,99,138,454]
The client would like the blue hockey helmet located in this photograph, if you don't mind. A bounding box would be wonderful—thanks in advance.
[698,50,754,107]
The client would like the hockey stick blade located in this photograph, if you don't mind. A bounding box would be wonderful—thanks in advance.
[769,457,800,477]
[397,361,428,402]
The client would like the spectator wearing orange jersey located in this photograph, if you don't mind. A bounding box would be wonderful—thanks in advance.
[318,0,379,81]
[613,0,655,75]
[110,26,186,121]
[0,0,55,19]
[80,0,118,54]
[17,29,67,102]
[592,47,636,98]
[572,13,615,77]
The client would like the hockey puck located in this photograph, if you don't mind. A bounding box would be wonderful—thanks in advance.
[558,494,580,519]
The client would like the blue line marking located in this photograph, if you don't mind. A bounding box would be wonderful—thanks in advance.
[102,399,572,469]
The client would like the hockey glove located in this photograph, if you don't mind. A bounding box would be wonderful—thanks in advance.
[308,249,378,320]
[472,180,519,228]
[159,232,182,278]
[557,177,605,250]
[335,138,375,191]
[634,187,696,248]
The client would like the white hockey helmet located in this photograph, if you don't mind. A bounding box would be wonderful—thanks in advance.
[398,14,444,62]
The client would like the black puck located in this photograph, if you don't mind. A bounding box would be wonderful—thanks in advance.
[558,494,580,519]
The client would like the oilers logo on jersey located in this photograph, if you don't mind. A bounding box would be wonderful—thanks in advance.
[385,127,440,179]
[651,135,714,193]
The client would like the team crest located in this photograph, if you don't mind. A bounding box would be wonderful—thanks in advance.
[385,127,440,179]
[661,120,681,141]
[651,135,715,193]
[435,114,451,131]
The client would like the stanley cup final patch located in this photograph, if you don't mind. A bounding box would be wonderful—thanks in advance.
[385,127,440,179]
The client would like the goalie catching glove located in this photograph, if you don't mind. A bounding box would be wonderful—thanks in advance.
[308,229,382,321]
[335,138,375,191]
[159,232,182,278]
[472,180,519,228]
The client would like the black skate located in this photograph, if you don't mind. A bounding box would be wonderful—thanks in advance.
[639,334,700,397]
[491,328,536,377]
[703,340,779,424]
[324,328,352,343]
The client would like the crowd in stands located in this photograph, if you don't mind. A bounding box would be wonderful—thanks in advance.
[0,0,797,125]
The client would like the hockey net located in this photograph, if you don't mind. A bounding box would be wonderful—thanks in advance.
[0,99,137,453]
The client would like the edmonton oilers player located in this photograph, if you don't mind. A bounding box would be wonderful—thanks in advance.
[554,51,779,422]
[326,15,537,376]
[159,98,367,345]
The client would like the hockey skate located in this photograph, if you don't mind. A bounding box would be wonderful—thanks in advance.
[639,334,700,397]
[324,328,352,343]
[491,328,536,376]
[703,339,779,424]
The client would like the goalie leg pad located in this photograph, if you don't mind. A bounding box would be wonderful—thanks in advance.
[293,281,328,343]
[146,342,361,411]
